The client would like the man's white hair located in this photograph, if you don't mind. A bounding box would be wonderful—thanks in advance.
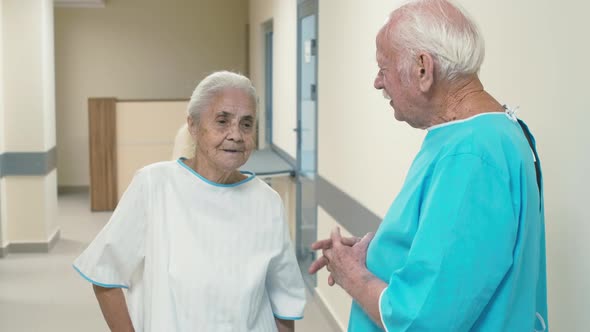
[187,71,257,122]
[388,0,485,83]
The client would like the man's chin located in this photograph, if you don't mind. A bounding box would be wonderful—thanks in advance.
[392,107,403,121]
[393,110,415,127]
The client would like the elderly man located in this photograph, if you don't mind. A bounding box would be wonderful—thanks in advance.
[309,0,548,331]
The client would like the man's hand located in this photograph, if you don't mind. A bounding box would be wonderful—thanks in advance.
[309,228,385,329]
[308,229,374,287]
[322,227,374,292]
[308,233,362,286]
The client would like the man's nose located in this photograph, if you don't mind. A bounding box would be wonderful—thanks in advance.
[374,75,383,90]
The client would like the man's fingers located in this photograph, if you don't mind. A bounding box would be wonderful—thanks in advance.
[328,274,335,286]
[308,256,329,274]
[330,227,342,247]
[313,235,361,249]
[341,236,361,247]
[311,238,332,250]
[358,232,376,249]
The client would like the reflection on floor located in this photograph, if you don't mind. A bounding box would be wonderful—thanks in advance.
[0,191,341,332]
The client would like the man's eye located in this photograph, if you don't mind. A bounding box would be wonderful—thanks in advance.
[217,120,227,124]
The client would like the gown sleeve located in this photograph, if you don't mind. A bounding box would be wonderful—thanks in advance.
[73,169,150,289]
[266,202,307,320]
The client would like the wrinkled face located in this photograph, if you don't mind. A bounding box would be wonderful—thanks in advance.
[374,26,418,125]
[190,88,256,173]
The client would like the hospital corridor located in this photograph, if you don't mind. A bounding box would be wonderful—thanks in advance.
[0,191,339,331]
[1,0,589,331]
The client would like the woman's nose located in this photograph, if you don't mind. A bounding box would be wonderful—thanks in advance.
[226,123,243,141]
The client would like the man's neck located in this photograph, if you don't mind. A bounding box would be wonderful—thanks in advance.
[428,76,503,127]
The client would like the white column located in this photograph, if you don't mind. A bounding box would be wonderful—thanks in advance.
[0,0,6,252]
[0,0,59,256]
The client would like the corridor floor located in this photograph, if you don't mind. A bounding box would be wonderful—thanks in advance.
[0,191,339,332]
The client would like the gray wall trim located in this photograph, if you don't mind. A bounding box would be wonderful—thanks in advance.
[263,19,273,33]
[48,229,61,251]
[0,147,57,178]
[308,287,344,332]
[0,230,61,257]
[0,179,2,252]
[271,144,296,168]
[9,241,52,254]
[317,175,382,236]
[58,186,89,195]
[298,0,318,18]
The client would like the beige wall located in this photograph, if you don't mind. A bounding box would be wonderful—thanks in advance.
[0,178,7,246]
[0,0,4,247]
[116,100,188,199]
[42,0,56,151]
[0,0,5,154]
[249,0,297,157]
[4,171,58,243]
[3,0,56,152]
[55,0,249,186]
[316,207,354,331]
[249,0,590,330]
[269,176,297,242]
[248,0,271,149]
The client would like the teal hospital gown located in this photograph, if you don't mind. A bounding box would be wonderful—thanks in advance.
[348,112,548,332]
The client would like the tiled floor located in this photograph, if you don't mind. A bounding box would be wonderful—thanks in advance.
[0,191,340,332]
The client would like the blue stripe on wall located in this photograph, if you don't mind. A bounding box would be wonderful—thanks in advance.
[0,147,57,178]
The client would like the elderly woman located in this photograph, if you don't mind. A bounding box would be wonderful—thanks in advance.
[74,71,306,332]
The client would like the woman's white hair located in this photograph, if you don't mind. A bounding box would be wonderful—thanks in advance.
[187,71,257,122]
[388,0,485,83]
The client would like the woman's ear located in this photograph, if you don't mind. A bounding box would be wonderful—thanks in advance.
[187,115,198,136]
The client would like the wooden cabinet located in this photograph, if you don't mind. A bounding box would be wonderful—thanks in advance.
[88,98,118,211]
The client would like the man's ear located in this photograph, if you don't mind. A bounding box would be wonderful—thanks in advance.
[417,52,435,93]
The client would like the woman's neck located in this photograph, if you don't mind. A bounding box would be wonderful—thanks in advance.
[186,157,245,184]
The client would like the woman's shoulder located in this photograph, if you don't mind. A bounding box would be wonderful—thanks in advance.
[132,160,181,182]
[246,177,283,204]
[140,160,180,172]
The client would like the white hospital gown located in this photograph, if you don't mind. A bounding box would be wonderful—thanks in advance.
[74,159,306,332]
